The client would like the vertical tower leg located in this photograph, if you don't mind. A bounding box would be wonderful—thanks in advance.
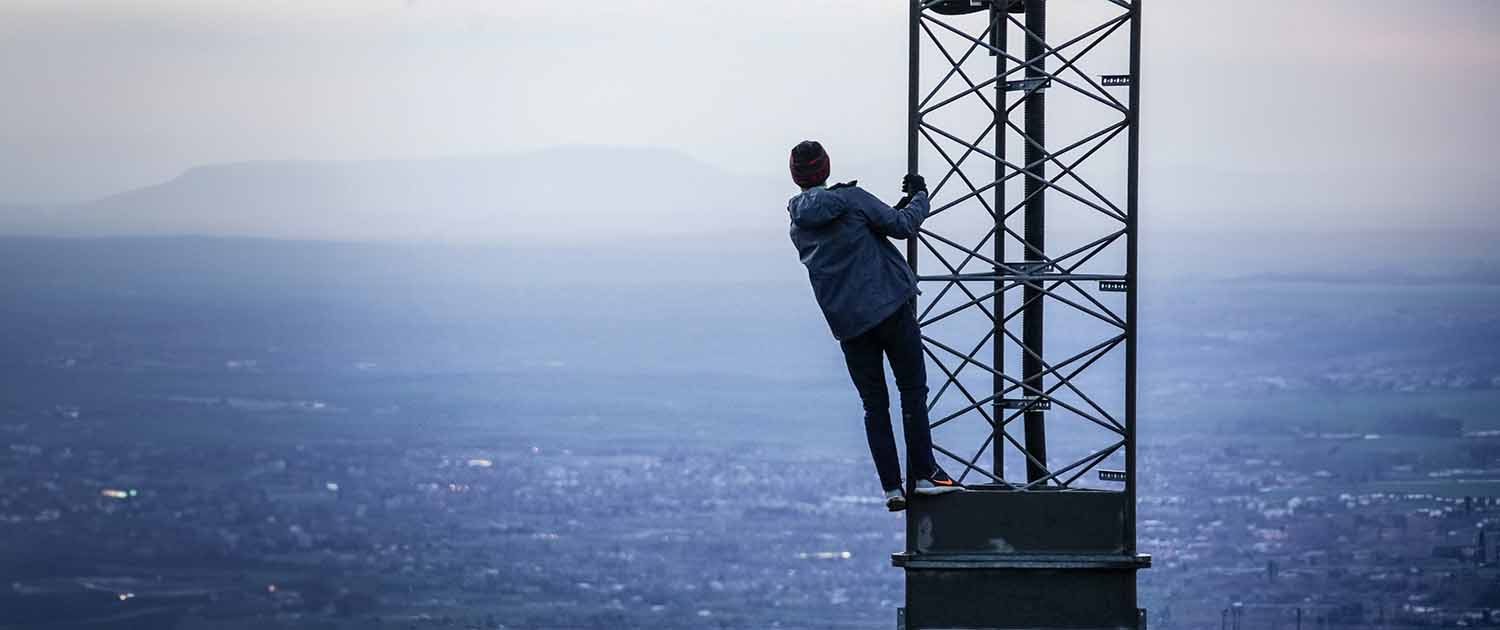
[990,2,1008,479]
[1020,0,1048,483]
[1124,0,1143,555]
[905,0,922,497]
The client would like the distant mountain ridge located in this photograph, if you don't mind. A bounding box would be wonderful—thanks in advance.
[0,147,789,243]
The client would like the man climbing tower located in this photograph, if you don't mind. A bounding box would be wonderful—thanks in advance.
[784,140,962,512]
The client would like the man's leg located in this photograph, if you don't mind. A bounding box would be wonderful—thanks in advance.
[880,299,938,482]
[839,331,902,492]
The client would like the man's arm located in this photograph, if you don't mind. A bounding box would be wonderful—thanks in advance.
[850,185,929,240]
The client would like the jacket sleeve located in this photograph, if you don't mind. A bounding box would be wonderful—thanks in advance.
[848,187,929,240]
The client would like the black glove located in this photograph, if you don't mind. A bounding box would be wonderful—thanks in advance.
[902,173,927,195]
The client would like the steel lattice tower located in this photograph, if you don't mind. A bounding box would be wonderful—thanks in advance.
[893,1,1149,628]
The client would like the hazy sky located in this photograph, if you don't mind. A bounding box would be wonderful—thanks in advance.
[1,0,1497,230]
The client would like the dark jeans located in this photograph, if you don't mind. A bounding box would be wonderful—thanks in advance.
[839,299,937,492]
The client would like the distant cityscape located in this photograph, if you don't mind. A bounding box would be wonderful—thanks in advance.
[2,237,1498,629]
[3,397,1498,629]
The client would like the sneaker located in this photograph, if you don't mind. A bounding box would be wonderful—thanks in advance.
[912,469,963,496]
[884,488,907,512]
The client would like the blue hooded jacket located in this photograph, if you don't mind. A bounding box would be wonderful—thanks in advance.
[787,182,930,341]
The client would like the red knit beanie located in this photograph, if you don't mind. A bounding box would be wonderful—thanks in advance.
[789,141,830,189]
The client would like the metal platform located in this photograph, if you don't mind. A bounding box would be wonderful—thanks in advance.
[895,489,1149,629]
[903,487,1133,555]
[899,568,1145,629]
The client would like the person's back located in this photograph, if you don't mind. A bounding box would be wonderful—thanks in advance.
[787,183,924,341]
[783,140,961,512]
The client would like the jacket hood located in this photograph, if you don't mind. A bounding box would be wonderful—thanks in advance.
[787,187,847,229]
